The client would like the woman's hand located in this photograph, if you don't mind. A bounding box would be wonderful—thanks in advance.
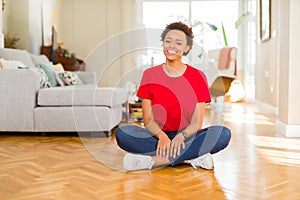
[157,133,171,159]
[170,133,186,158]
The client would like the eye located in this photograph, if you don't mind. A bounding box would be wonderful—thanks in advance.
[165,40,171,43]
[176,42,182,46]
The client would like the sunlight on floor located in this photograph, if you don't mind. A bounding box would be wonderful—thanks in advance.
[224,112,274,125]
[248,135,300,167]
[223,102,275,125]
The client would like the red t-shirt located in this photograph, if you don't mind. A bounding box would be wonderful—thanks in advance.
[137,64,211,131]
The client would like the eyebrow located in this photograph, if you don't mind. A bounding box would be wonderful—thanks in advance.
[165,37,184,42]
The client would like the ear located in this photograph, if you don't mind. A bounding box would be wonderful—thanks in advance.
[185,45,191,53]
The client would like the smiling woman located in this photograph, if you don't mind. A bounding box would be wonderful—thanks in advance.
[114,21,231,172]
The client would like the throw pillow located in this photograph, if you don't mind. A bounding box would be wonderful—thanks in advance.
[0,60,27,69]
[53,63,65,72]
[58,71,83,85]
[35,67,51,88]
[39,63,58,87]
[55,71,65,86]
[53,63,65,86]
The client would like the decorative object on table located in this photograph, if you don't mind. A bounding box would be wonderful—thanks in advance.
[129,102,143,122]
[41,44,85,71]
[4,34,20,49]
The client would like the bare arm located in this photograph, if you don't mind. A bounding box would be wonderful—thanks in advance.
[142,99,164,137]
[181,102,205,136]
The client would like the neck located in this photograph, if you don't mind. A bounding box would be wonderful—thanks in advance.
[163,60,187,77]
[165,59,182,70]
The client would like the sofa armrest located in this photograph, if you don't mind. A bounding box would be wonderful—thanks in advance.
[0,69,40,131]
[76,71,97,84]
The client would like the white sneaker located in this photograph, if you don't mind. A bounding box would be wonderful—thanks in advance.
[123,153,154,171]
[185,153,214,170]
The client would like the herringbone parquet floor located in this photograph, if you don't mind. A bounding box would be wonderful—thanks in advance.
[0,102,299,200]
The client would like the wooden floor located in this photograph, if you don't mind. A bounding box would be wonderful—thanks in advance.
[1,101,300,200]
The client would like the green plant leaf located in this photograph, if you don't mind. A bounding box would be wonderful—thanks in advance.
[206,23,218,31]
[221,23,228,47]
[235,12,250,29]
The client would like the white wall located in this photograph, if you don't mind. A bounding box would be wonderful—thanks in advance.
[3,0,138,86]
[276,0,300,137]
[3,0,60,54]
[255,0,279,108]
[60,0,107,59]
[3,0,29,50]
[28,0,61,54]
[288,0,300,125]
[60,0,138,87]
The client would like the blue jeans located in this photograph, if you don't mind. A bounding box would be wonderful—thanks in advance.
[116,125,231,166]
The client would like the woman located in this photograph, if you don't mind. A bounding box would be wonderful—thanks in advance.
[116,22,231,171]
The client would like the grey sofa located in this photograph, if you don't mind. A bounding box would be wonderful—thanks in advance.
[0,48,127,135]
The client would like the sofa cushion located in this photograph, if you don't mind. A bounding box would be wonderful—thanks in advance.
[37,85,128,107]
[0,48,36,68]
[34,106,122,132]
[30,54,51,66]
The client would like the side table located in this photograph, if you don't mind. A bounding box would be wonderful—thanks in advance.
[128,102,143,122]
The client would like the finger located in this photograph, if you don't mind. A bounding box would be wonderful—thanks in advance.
[162,148,165,158]
[156,146,161,157]
[159,147,166,158]
[172,145,178,158]
[177,145,181,156]
[170,143,174,157]
[182,142,186,149]
[165,143,171,158]
[159,147,164,158]
[166,146,170,159]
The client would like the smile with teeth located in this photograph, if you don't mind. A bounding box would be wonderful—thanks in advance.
[167,50,177,54]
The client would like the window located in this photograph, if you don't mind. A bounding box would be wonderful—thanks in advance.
[143,1,238,51]
[141,0,239,67]
[143,2,189,29]
[191,1,238,50]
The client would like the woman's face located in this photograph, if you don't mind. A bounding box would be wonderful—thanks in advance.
[163,29,190,61]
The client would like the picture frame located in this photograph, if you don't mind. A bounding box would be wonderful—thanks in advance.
[260,0,271,42]
[2,0,5,11]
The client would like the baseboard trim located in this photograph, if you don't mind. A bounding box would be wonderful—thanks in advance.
[276,119,300,137]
